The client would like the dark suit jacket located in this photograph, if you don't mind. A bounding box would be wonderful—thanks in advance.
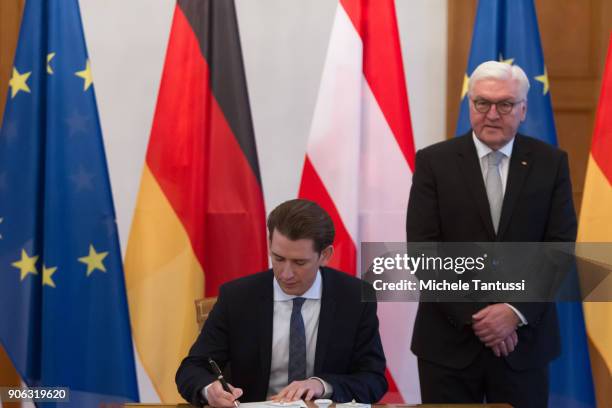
[176,267,387,406]
[406,132,577,370]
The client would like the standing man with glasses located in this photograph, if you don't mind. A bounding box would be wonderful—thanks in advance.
[406,61,576,408]
[177,199,387,407]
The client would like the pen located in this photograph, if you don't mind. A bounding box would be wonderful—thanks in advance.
[208,357,240,408]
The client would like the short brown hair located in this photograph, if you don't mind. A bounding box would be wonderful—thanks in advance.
[267,199,335,253]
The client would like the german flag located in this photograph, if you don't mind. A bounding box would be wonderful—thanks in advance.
[125,0,267,402]
[578,33,612,408]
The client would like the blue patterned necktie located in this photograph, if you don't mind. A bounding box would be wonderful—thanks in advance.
[288,297,307,383]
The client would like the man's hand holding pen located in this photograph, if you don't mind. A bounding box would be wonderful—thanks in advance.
[206,380,243,408]
[207,358,241,408]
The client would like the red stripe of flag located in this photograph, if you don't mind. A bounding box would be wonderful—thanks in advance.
[299,158,357,274]
[146,5,267,296]
[340,0,416,171]
[591,33,612,185]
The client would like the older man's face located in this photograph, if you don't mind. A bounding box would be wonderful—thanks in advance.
[469,78,526,150]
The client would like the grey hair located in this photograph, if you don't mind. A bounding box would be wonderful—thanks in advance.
[468,61,530,100]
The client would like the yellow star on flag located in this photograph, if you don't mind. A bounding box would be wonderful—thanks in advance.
[75,59,93,91]
[461,73,469,99]
[47,52,56,74]
[9,68,31,98]
[498,54,514,65]
[78,244,108,276]
[11,249,38,281]
[535,67,550,95]
[43,265,57,288]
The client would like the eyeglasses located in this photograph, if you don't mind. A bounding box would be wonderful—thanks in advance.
[471,99,523,115]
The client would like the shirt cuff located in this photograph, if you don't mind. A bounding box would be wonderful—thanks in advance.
[504,303,528,326]
[202,382,213,403]
[310,377,333,399]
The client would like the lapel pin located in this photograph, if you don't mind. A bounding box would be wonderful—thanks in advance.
[521,161,527,166]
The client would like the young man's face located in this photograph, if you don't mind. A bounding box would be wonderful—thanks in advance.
[269,229,332,296]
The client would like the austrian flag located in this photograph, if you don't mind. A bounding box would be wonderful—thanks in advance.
[298,0,419,403]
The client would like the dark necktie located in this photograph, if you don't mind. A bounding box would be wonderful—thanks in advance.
[288,297,307,383]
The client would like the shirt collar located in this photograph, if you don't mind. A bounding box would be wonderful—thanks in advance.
[472,131,514,160]
[273,269,322,301]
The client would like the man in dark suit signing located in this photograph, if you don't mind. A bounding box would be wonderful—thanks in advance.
[176,199,387,407]
[406,61,576,408]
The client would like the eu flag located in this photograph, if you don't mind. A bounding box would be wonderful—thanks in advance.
[455,1,596,407]
[0,0,139,406]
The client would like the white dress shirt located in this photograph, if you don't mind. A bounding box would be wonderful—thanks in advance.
[268,270,331,397]
[472,132,514,193]
[472,133,528,326]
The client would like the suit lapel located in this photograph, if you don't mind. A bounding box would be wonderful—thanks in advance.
[258,274,274,388]
[456,133,496,239]
[497,135,532,239]
[314,268,336,373]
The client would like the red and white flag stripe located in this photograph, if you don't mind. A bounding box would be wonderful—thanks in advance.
[299,0,419,403]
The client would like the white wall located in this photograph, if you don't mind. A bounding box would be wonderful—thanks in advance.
[79,0,447,402]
